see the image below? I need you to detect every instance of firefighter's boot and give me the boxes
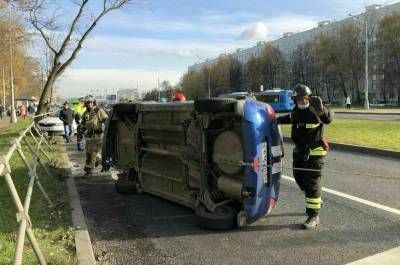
[302,215,320,230]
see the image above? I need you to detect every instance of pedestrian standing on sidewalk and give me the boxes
[19,104,27,119]
[59,101,74,143]
[27,104,34,116]
[277,84,334,230]
[346,96,351,109]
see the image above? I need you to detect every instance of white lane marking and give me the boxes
[271,146,282,157]
[282,175,400,216]
[346,246,400,265]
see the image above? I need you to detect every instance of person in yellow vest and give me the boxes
[81,95,108,176]
[277,84,334,229]
[73,98,86,151]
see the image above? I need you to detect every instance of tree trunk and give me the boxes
[37,76,55,115]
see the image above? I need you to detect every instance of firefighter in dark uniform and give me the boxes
[81,95,109,175]
[277,84,334,229]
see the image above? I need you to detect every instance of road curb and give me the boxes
[61,147,97,265]
[333,111,400,115]
[283,137,400,159]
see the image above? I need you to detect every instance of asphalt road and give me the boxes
[66,141,400,265]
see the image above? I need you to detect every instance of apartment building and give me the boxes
[188,2,400,102]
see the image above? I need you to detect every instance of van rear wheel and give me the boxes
[195,205,237,230]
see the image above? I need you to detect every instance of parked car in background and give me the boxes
[218,92,248,100]
[36,110,78,136]
[219,89,295,112]
[254,90,295,112]
[103,97,283,230]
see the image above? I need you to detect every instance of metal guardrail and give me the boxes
[0,114,57,265]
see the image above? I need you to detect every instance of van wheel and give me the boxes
[195,205,237,230]
[114,180,138,194]
[194,98,236,113]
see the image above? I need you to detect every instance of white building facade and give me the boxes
[188,2,400,103]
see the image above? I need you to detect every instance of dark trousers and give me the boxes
[293,152,325,217]
[77,125,85,150]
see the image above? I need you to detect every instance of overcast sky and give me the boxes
[52,0,398,98]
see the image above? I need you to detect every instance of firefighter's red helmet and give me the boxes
[174,92,186,101]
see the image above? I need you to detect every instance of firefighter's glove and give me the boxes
[309,96,325,117]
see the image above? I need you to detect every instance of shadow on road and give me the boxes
[76,176,309,242]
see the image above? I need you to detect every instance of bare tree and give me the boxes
[24,0,133,114]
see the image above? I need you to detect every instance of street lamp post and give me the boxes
[364,21,370,109]
[208,71,211,98]
[157,72,160,102]
[8,1,17,123]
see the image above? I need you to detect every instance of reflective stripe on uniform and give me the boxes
[306,123,320,129]
[306,197,321,210]
[306,197,322,204]
[310,146,327,156]
[306,203,321,209]
[296,123,320,129]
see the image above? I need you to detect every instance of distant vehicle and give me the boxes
[37,110,77,136]
[103,98,283,230]
[254,90,295,112]
[218,92,248,100]
[97,102,113,112]
[219,90,295,112]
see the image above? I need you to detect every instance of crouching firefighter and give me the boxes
[277,84,334,229]
[81,95,109,176]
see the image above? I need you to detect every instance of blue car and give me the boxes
[255,90,295,112]
[220,89,295,112]
[103,97,283,229]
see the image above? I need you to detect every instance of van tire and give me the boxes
[113,103,137,114]
[194,98,236,113]
[114,180,138,194]
[195,205,237,230]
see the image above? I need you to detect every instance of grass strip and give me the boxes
[0,119,77,265]
[280,118,400,151]
[329,107,400,113]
